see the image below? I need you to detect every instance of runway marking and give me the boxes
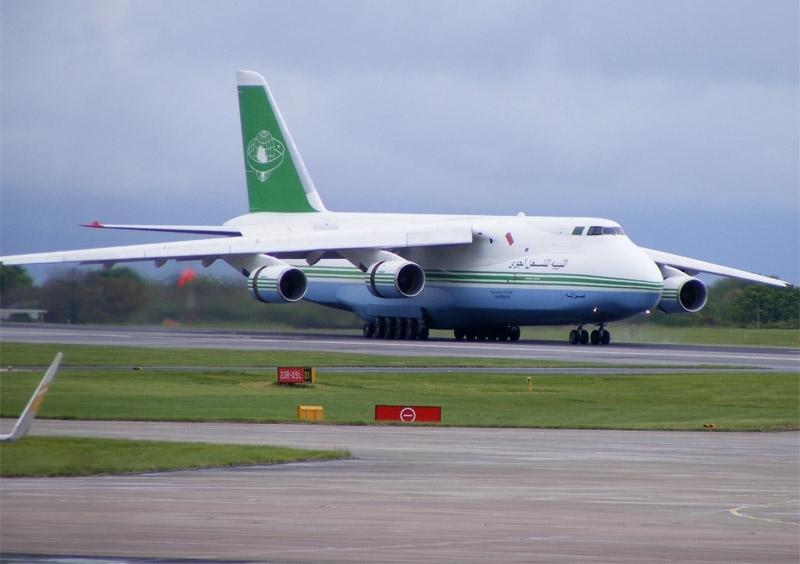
[729,499,799,526]
[1,330,133,340]
[268,337,793,364]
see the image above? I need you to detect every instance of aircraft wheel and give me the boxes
[497,327,509,342]
[375,317,386,339]
[601,330,611,345]
[454,328,465,340]
[569,329,579,344]
[363,322,375,339]
[509,325,521,342]
[384,317,397,339]
[407,319,419,340]
[580,330,589,345]
[417,323,429,340]
[465,329,476,340]
[396,318,408,340]
[590,330,600,345]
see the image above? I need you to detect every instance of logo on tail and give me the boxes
[247,130,285,182]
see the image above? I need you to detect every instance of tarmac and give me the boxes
[2,421,798,563]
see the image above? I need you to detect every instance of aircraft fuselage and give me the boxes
[225,211,663,330]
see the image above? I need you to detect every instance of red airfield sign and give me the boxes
[375,405,441,423]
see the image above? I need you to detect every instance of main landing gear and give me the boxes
[453,325,521,342]
[363,317,429,340]
[569,324,611,345]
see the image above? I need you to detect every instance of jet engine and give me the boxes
[657,275,708,314]
[248,264,307,303]
[366,260,425,299]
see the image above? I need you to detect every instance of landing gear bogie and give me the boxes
[363,316,428,340]
[570,325,610,345]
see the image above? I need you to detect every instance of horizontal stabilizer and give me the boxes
[81,221,243,236]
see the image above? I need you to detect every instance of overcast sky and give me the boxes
[1,0,798,285]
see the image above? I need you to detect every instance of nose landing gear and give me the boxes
[569,324,610,345]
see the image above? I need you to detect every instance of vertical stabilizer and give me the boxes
[236,70,326,213]
[0,352,62,442]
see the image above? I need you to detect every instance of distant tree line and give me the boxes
[638,277,799,329]
[1,265,797,329]
[0,265,358,328]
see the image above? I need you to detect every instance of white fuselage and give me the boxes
[225,211,664,329]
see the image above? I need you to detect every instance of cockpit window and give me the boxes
[587,225,625,236]
[572,226,585,235]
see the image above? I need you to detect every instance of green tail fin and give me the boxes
[236,71,325,213]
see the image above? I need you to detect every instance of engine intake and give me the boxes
[248,265,307,303]
[657,275,708,314]
[366,260,425,299]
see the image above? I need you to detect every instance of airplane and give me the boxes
[0,71,791,345]
[0,353,62,442]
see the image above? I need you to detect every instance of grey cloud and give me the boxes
[1,0,797,283]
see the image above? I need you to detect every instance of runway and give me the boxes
[1,324,798,563]
[2,323,798,370]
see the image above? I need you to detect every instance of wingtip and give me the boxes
[81,221,104,229]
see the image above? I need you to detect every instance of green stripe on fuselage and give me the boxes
[302,265,662,292]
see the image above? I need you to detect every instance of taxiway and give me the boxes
[1,324,798,563]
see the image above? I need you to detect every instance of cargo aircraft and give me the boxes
[0,71,791,345]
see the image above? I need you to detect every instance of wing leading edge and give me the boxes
[641,247,791,288]
[0,220,474,267]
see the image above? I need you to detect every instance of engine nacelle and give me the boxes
[248,265,307,303]
[657,275,708,314]
[366,260,425,299]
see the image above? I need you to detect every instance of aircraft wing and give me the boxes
[0,352,62,442]
[641,247,791,288]
[0,221,474,267]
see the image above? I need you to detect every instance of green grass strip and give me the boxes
[2,368,796,432]
[0,436,350,477]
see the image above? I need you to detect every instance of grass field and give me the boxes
[0,437,349,477]
[1,340,796,477]
[1,344,796,432]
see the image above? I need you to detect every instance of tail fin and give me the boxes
[236,71,326,213]
[0,352,62,442]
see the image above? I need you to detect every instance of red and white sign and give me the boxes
[277,367,305,384]
[375,405,441,423]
